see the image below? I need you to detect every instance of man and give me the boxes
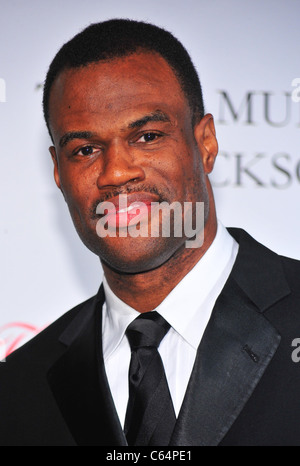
[1,19,300,447]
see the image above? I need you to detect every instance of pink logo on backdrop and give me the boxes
[0,322,46,360]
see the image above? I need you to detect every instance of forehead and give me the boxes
[48,52,190,134]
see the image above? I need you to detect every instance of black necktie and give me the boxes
[124,311,176,446]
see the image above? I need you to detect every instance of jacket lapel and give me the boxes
[170,228,290,446]
[47,286,127,446]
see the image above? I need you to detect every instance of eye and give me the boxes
[75,145,99,157]
[136,132,163,143]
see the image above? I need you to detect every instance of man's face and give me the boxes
[48,52,217,273]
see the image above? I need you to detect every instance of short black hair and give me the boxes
[43,18,205,137]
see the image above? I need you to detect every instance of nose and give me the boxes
[97,141,145,189]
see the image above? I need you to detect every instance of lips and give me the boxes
[96,193,160,228]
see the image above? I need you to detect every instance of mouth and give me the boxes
[96,192,160,228]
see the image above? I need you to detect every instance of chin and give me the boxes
[83,234,185,275]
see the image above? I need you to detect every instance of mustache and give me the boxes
[90,184,170,218]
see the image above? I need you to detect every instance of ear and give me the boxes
[194,113,218,174]
[49,146,62,191]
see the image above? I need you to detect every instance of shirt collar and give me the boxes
[102,276,139,361]
[102,221,239,359]
[156,221,238,348]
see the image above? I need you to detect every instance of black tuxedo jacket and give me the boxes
[1,228,300,446]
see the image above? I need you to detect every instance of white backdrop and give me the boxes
[1,0,299,355]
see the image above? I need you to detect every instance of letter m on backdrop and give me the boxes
[217,91,255,124]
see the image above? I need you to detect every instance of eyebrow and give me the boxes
[127,110,171,129]
[59,131,96,148]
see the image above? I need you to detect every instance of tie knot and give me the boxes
[126,311,171,350]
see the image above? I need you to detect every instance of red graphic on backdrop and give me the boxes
[0,322,46,359]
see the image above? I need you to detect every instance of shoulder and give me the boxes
[227,226,300,309]
[1,293,97,369]
[228,226,300,276]
[0,294,100,446]
[0,292,100,443]
[280,254,300,285]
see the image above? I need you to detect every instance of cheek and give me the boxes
[58,172,91,222]
[58,165,93,202]
[173,148,205,198]
[181,153,208,204]
[147,147,191,193]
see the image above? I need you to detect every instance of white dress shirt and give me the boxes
[102,221,239,428]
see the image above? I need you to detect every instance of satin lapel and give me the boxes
[170,277,281,446]
[47,288,127,446]
[170,229,291,447]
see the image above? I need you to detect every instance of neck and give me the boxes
[102,208,217,313]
